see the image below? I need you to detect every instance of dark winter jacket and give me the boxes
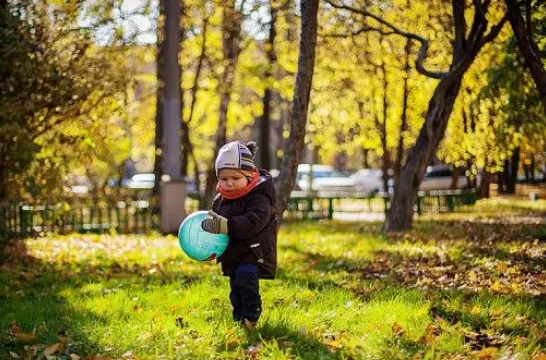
[212,170,278,279]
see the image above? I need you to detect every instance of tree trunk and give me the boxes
[202,0,242,209]
[378,60,391,192]
[477,170,491,199]
[394,39,411,183]
[152,0,166,198]
[259,89,273,170]
[384,79,463,231]
[274,0,319,222]
[162,0,182,180]
[184,17,209,197]
[506,147,520,193]
[383,0,507,231]
[258,0,278,170]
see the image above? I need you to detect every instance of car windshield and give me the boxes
[314,170,345,178]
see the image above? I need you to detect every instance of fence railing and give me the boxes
[285,189,478,220]
[0,199,164,238]
[0,189,477,239]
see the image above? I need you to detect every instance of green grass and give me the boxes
[1,198,546,359]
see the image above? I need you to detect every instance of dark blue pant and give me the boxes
[229,264,261,323]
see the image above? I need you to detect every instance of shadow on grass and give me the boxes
[0,239,203,359]
[2,213,546,358]
[279,218,546,350]
[1,238,100,358]
[217,321,348,360]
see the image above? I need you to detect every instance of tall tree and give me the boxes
[0,2,132,202]
[257,0,279,170]
[394,38,412,182]
[183,11,212,194]
[274,0,319,222]
[504,0,546,112]
[323,0,508,230]
[153,0,166,197]
[385,1,507,231]
[162,0,182,181]
[201,0,244,208]
[472,38,545,193]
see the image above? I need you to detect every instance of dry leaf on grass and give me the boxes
[391,322,405,336]
[8,321,35,344]
[246,343,261,358]
[43,342,61,357]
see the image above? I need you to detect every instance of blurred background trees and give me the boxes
[0,0,544,226]
[0,1,152,202]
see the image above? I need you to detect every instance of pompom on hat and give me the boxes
[215,141,258,177]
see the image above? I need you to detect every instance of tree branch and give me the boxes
[324,0,448,79]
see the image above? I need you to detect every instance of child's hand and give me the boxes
[201,211,228,234]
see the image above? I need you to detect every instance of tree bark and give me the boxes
[477,170,491,198]
[162,0,182,180]
[394,39,411,183]
[274,0,319,222]
[258,0,278,171]
[501,147,520,194]
[153,0,166,197]
[378,61,391,192]
[385,79,463,230]
[202,0,242,208]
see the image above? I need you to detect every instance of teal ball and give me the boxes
[178,211,229,261]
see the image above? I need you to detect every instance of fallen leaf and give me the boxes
[391,322,405,336]
[11,332,36,344]
[9,321,22,334]
[9,321,36,344]
[246,343,261,358]
[477,347,497,360]
[58,330,70,344]
[43,342,61,357]
[20,345,39,359]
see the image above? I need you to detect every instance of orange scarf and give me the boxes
[216,171,260,199]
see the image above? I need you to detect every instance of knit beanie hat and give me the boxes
[215,141,258,177]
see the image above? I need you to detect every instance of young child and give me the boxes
[201,141,278,329]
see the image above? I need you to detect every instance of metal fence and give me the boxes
[0,199,163,238]
[1,189,477,239]
[285,189,478,220]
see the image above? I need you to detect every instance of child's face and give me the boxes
[218,169,249,192]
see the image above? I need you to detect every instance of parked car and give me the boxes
[123,173,201,196]
[295,164,355,196]
[419,165,468,192]
[350,168,394,196]
[63,174,91,195]
[125,173,155,189]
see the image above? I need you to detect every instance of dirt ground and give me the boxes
[491,182,546,200]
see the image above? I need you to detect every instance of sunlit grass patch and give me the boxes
[2,201,546,359]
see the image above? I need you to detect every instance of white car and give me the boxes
[350,168,392,196]
[125,173,155,189]
[419,165,468,192]
[294,164,355,196]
